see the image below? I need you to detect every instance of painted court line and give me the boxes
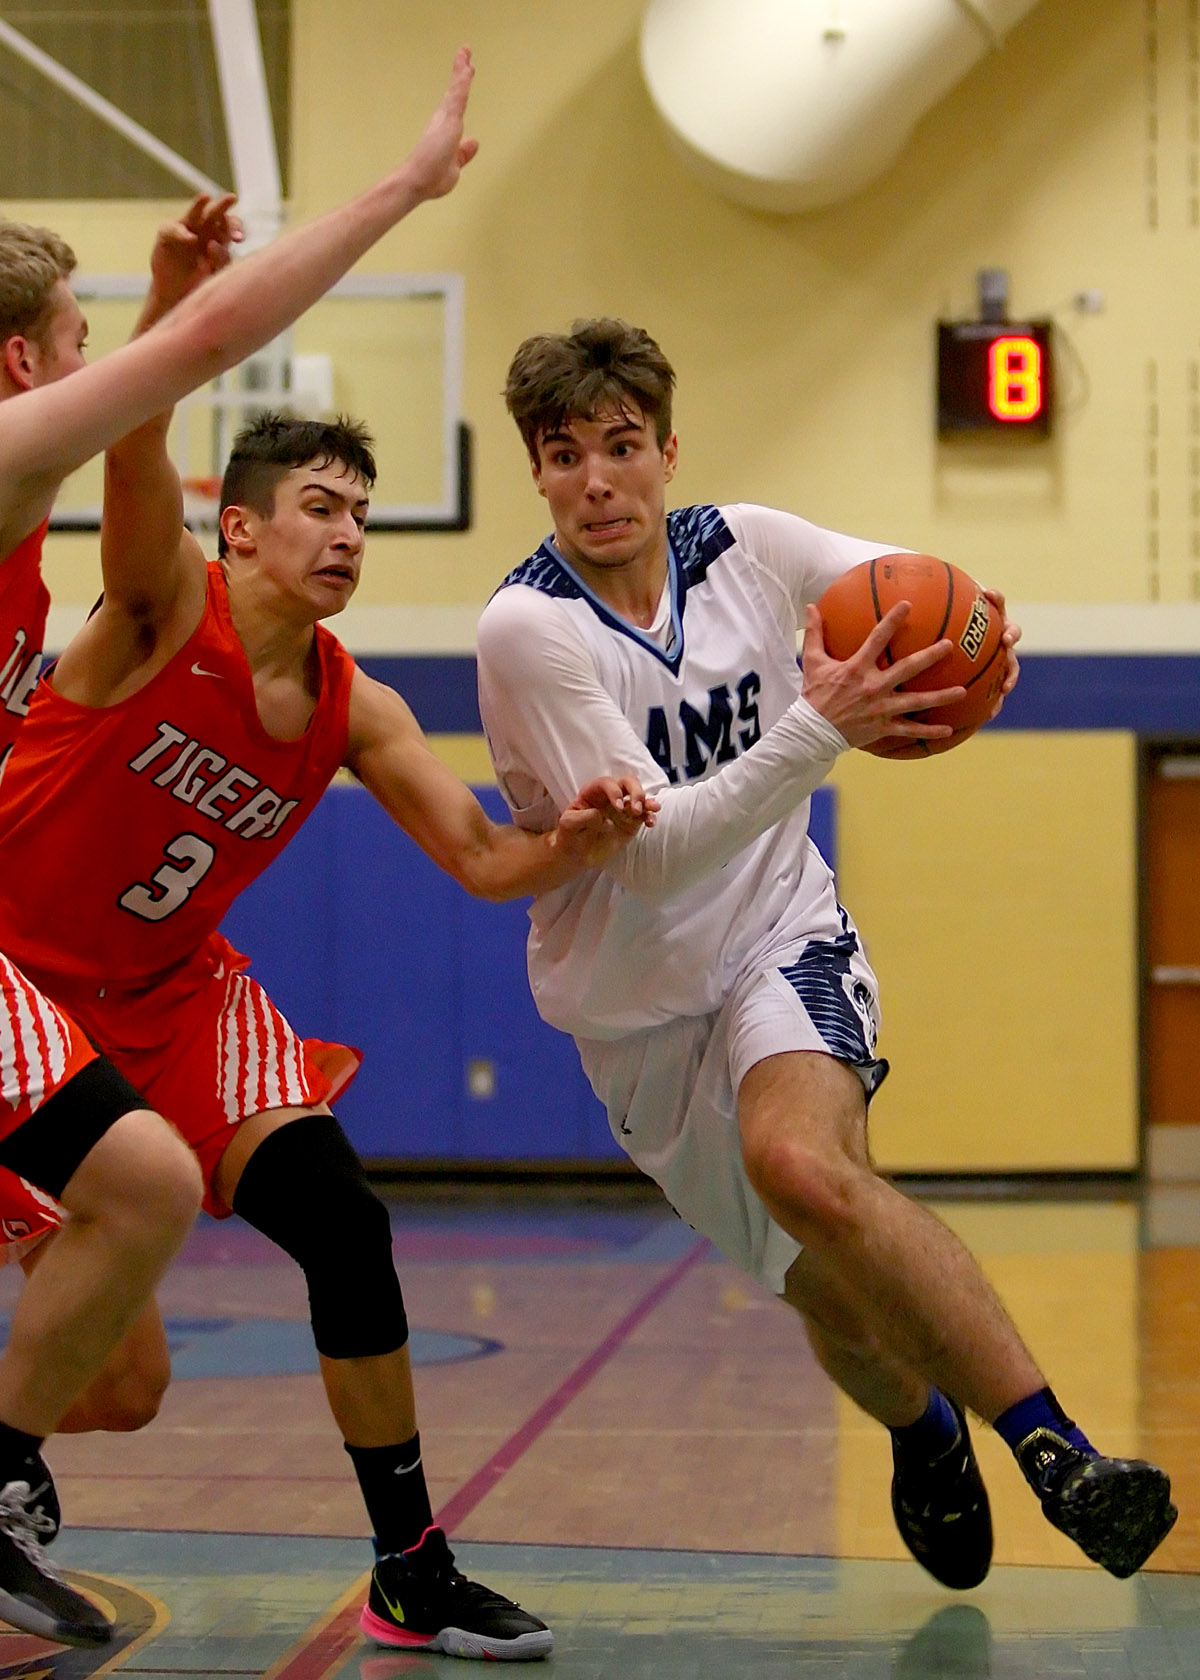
[257,1570,372,1680]
[262,1237,710,1680]
[436,1235,711,1533]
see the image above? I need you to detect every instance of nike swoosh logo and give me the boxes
[377,1586,405,1624]
[191,662,221,678]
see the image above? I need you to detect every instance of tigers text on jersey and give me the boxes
[0,520,49,780]
[476,502,897,1038]
[0,561,355,985]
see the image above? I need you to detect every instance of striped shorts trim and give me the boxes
[0,953,96,1136]
[216,969,311,1123]
[0,1169,63,1266]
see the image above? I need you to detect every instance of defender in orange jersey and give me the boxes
[0,47,522,1649]
[0,410,654,1663]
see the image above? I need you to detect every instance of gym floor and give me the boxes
[3,1179,1200,1679]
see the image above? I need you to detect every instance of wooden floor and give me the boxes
[2,1180,1200,1678]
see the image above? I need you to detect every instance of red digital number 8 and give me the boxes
[988,336,1042,421]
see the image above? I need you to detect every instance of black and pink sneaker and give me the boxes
[359,1526,553,1662]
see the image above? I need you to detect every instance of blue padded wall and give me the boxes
[221,782,836,1163]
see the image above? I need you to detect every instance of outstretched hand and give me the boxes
[553,775,660,871]
[146,194,244,323]
[800,601,967,750]
[403,46,480,203]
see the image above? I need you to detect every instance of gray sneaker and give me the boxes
[0,1480,111,1645]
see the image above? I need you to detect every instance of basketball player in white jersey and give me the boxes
[475,318,1176,1591]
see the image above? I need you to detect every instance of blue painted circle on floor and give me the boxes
[0,1315,501,1380]
[162,1317,502,1378]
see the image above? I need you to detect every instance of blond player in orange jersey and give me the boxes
[0,195,251,1465]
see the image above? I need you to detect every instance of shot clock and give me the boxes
[936,319,1054,438]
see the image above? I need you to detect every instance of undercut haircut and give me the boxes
[217,411,377,556]
[0,220,77,346]
[505,318,676,458]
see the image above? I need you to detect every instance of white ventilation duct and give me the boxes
[640,0,1043,213]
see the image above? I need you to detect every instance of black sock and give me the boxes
[345,1432,434,1557]
[0,1421,45,1492]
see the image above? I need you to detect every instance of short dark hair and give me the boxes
[504,318,676,458]
[0,219,77,347]
[217,411,377,556]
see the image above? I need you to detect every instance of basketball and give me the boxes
[817,554,1007,757]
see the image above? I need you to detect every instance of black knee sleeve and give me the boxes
[0,1056,147,1200]
[230,1113,407,1360]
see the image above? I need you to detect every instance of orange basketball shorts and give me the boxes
[0,951,102,1262]
[18,934,361,1218]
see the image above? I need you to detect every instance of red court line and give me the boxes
[436,1234,710,1534]
[263,1235,710,1680]
[256,1571,369,1680]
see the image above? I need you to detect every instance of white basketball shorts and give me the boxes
[576,909,887,1295]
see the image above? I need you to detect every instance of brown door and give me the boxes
[1145,754,1200,1127]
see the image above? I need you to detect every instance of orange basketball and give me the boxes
[817,554,1006,758]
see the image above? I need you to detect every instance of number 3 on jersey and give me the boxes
[120,833,216,921]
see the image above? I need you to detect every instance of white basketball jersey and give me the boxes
[476,502,897,1037]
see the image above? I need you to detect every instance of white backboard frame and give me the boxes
[52,270,469,533]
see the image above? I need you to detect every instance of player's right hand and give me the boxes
[403,47,480,203]
[554,775,660,869]
[572,774,660,832]
[799,601,966,750]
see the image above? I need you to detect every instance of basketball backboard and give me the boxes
[52,270,469,535]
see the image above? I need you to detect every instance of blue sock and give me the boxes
[993,1388,1094,1456]
[890,1387,960,1457]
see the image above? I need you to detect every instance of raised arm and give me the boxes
[345,670,654,901]
[0,47,477,556]
[53,199,248,701]
[101,198,245,624]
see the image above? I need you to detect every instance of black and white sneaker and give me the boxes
[359,1525,553,1661]
[891,1398,993,1590]
[1016,1428,1177,1578]
[0,1480,111,1645]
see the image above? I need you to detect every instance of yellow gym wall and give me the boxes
[833,734,1138,1173]
[5,0,1178,1169]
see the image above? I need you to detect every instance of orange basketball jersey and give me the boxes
[0,562,355,985]
[0,520,49,779]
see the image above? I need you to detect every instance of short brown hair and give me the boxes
[0,220,77,346]
[505,318,676,458]
[217,411,377,557]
